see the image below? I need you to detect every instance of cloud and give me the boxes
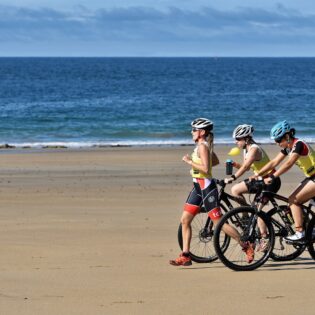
[1,4,315,55]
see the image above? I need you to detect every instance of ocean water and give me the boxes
[0,57,314,148]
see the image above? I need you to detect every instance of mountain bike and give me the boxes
[213,180,275,271]
[266,194,315,261]
[177,180,248,263]
[214,180,315,271]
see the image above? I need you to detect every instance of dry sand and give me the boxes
[0,145,314,315]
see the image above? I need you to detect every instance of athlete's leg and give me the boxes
[181,183,202,253]
[289,179,315,233]
[180,210,195,252]
[170,184,202,265]
[231,181,249,204]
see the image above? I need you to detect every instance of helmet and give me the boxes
[270,120,292,140]
[191,118,213,131]
[232,124,254,139]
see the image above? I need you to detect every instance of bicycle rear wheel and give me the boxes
[268,206,306,261]
[178,210,230,263]
[306,216,315,260]
[213,206,274,271]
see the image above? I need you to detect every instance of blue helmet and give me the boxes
[270,120,292,141]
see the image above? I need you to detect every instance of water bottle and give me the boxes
[226,159,233,175]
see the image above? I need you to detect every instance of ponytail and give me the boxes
[207,132,214,164]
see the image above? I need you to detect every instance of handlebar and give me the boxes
[216,178,266,192]
[215,179,226,188]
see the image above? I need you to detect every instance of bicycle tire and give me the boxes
[177,210,230,263]
[268,206,306,261]
[306,216,315,260]
[213,206,274,271]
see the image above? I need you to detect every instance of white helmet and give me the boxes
[232,124,254,139]
[191,118,213,131]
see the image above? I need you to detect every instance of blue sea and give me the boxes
[0,57,314,148]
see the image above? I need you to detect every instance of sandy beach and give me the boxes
[0,145,314,315]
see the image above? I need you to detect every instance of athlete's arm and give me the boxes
[273,152,299,177]
[256,152,286,176]
[182,143,210,173]
[233,146,259,179]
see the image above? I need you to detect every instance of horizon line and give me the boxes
[1,56,315,58]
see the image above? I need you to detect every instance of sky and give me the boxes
[1,1,315,56]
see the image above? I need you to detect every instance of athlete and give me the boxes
[224,124,281,252]
[169,118,221,266]
[225,124,281,201]
[255,120,315,242]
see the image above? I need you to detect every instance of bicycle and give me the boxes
[266,193,315,261]
[214,180,315,271]
[213,180,275,271]
[177,180,248,263]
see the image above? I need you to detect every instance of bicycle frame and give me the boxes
[218,181,249,212]
[253,190,315,245]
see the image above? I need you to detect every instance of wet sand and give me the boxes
[0,145,314,315]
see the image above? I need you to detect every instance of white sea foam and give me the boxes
[4,136,315,148]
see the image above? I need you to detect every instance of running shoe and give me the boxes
[242,242,255,263]
[285,231,305,242]
[169,253,192,266]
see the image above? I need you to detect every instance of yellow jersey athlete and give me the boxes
[257,121,315,242]
[224,124,281,253]
[170,118,221,266]
[225,124,281,202]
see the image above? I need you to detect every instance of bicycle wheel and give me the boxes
[213,206,274,271]
[268,206,306,261]
[178,209,230,263]
[306,216,315,260]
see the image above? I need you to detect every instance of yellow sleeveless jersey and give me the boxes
[190,142,212,179]
[244,144,273,176]
[294,140,315,177]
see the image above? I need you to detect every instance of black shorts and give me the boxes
[184,178,222,219]
[244,176,281,194]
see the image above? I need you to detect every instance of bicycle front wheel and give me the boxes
[213,206,274,271]
[178,210,230,263]
[268,206,306,261]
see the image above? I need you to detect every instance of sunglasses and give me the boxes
[192,128,200,132]
[235,137,244,141]
[275,137,283,144]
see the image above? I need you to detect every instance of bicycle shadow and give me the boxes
[180,257,315,271]
[260,256,315,271]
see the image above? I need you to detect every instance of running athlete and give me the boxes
[255,121,315,242]
[169,118,221,266]
[224,124,281,252]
